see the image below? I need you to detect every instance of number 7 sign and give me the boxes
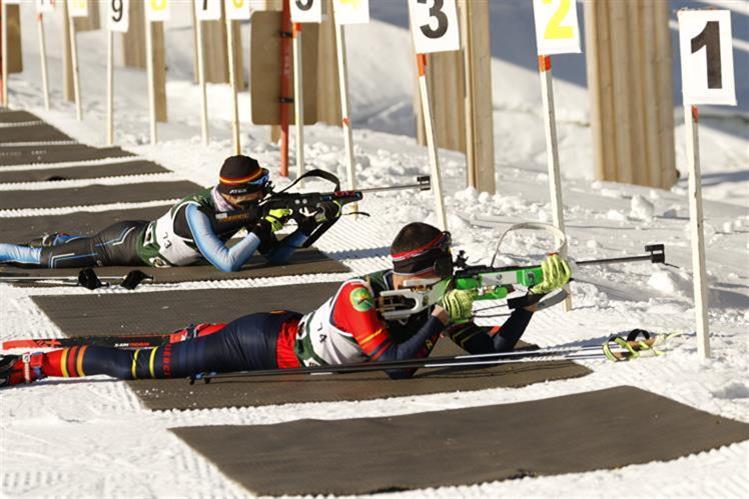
[678,10,736,106]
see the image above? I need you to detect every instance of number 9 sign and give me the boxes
[532,0,581,55]
[678,10,736,106]
[408,0,460,54]
[145,0,170,22]
[108,0,130,33]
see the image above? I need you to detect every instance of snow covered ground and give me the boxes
[1,2,748,498]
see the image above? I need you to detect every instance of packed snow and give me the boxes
[1,1,747,498]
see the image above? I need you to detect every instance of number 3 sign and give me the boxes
[408,0,460,54]
[678,10,736,106]
[532,0,581,55]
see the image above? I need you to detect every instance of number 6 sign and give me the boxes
[532,0,581,55]
[408,0,460,54]
[678,10,736,106]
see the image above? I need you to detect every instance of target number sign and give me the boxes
[36,0,56,14]
[146,0,170,22]
[68,0,89,18]
[333,0,369,25]
[225,0,251,21]
[678,10,736,106]
[408,0,460,54]
[196,0,222,21]
[291,0,323,23]
[532,0,581,55]
[108,0,130,32]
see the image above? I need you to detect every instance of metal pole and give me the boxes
[106,29,114,145]
[38,13,50,111]
[145,17,157,145]
[684,104,710,359]
[334,22,356,191]
[292,22,304,178]
[416,54,448,231]
[68,9,82,120]
[195,4,208,145]
[225,15,240,154]
[538,55,572,311]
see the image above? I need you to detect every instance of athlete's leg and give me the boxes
[37,221,147,268]
[0,243,42,266]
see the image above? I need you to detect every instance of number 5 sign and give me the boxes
[408,0,460,54]
[532,0,581,55]
[678,10,736,106]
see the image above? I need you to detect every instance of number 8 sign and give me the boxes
[408,0,460,54]
[678,10,736,106]
[532,0,581,55]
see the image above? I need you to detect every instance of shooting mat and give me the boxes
[0,145,134,167]
[0,123,72,143]
[0,181,201,210]
[171,386,749,496]
[0,160,169,183]
[0,110,42,124]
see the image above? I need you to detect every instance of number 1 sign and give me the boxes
[678,10,736,106]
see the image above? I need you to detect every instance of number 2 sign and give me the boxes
[532,0,581,55]
[108,0,129,33]
[408,0,460,54]
[678,10,736,106]
[291,0,323,24]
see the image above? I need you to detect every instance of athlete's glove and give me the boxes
[316,201,343,222]
[440,289,477,323]
[264,208,292,233]
[530,254,571,295]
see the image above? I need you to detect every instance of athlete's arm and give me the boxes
[332,282,446,379]
[262,228,308,265]
[444,307,534,354]
[185,204,262,272]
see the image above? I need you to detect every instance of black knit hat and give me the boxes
[218,155,269,196]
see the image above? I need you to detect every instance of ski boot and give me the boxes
[27,232,79,248]
[0,353,46,387]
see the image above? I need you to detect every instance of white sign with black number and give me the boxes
[145,0,170,22]
[532,0,581,55]
[678,10,736,106]
[68,0,89,18]
[333,0,369,25]
[291,0,323,24]
[225,0,251,21]
[36,0,56,14]
[108,0,130,33]
[196,0,222,21]
[408,0,460,54]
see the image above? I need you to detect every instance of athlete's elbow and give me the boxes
[211,260,235,273]
[385,368,416,380]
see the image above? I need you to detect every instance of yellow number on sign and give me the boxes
[232,0,244,7]
[72,0,88,9]
[150,0,167,10]
[543,0,573,40]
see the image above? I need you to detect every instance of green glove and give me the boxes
[264,208,292,232]
[440,289,477,323]
[530,254,572,295]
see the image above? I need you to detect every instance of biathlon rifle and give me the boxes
[213,169,431,247]
[378,243,667,320]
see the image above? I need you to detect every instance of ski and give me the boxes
[2,334,170,350]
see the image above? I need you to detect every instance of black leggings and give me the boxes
[40,221,147,268]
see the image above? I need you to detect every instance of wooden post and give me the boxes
[145,15,157,144]
[225,14,240,154]
[1,2,7,107]
[416,54,448,231]
[68,9,82,120]
[293,22,304,178]
[654,0,677,189]
[195,5,208,145]
[152,22,167,123]
[38,12,50,111]
[334,21,356,193]
[316,0,341,126]
[279,0,291,176]
[106,28,114,145]
[61,0,75,101]
[684,105,711,358]
[123,0,145,69]
[538,55,572,311]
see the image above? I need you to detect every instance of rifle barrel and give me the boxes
[575,254,655,266]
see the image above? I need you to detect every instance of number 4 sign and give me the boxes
[678,10,736,106]
[532,0,581,55]
[408,0,460,54]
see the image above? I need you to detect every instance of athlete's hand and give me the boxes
[264,208,292,232]
[316,201,342,222]
[440,289,477,324]
[530,254,571,295]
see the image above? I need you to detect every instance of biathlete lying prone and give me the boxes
[1,222,571,386]
[0,155,340,271]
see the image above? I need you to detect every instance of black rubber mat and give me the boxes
[0,144,134,167]
[0,160,169,183]
[0,180,201,210]
[130,339,589,411]
[0,123,72,143]
[0,206,167,243]
[32,283,342,336]
[11,247,349,286]
[171,386,749,496]
[0,110,41,123]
